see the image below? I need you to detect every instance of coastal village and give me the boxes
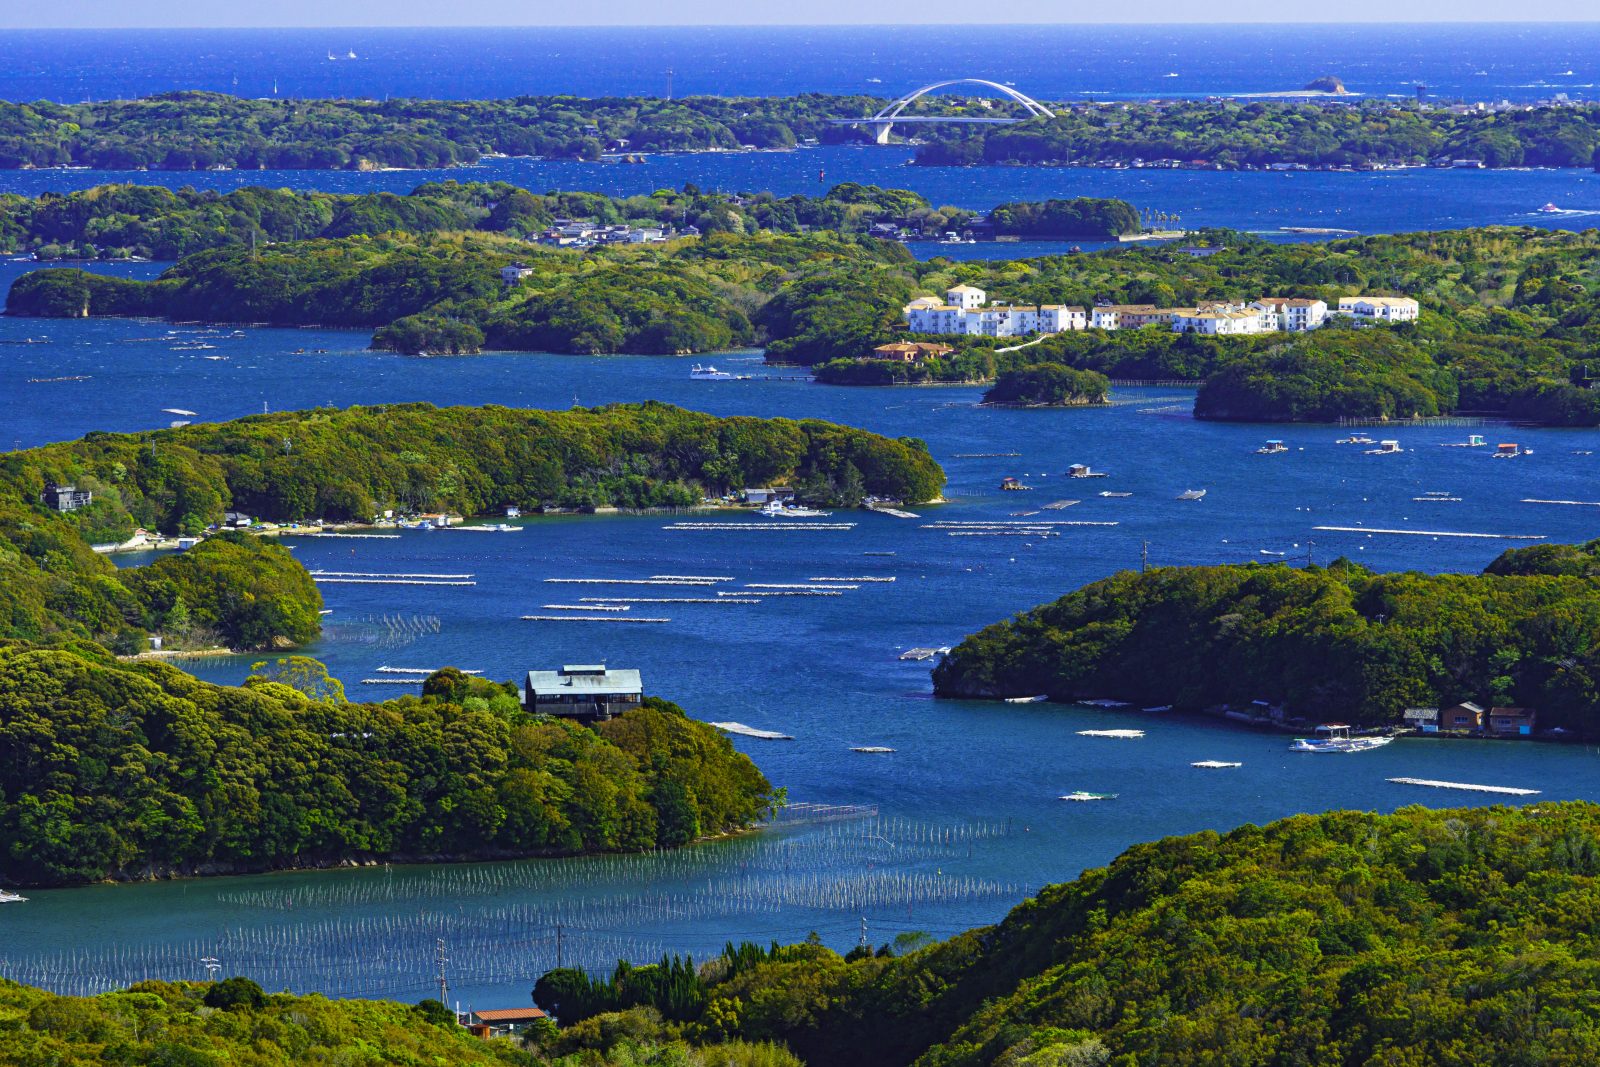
[897,283,1420,342]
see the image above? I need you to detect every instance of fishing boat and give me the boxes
[1004,694,1049,703]
[1177,489,1207,501]
[1538,202,1562,214]
[1337,434,1375,445]
[1256,439,1289,455]
[1099,491,1133,498]
[690,364,736,381]
[0,890,26,903]
[760,500,831,518]
[1364,440,1403,455]
[1059,791,1118,801]
[1289,723,1395,753]
[1192,760,1241,769]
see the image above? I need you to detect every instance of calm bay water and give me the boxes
[2,266,1599,1007]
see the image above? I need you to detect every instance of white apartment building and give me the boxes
[1254,297,1328,331]
[1337,296,1420,323]
[946,284,987,310]
[1171,307,1273,335]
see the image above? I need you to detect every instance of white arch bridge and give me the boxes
[831,78,1055,144]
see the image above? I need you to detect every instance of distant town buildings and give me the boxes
[536,218,680,248]
[903,285,1416,339]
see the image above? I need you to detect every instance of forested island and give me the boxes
[10,185,1600,422]
[980,363,1110,406]
[3,91,1600,170]
[2,402,942,651]
[931,542,1600,738]
[0,401,946,885]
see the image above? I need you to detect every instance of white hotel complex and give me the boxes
[902,286,1419,339]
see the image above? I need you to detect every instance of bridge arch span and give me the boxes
[872,79,1056,123]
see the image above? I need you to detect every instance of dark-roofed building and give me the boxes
[525,664,642,722]
[1487,706,1536,737]
[41,483,93,512]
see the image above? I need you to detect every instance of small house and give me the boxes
[870,342,953,363]
[41,483,93,512]
[500,262,535,287]
[999,476,1030,491]
[742,487,795,505]
[1440,701,1484,732]
[1402,707,1439,734]
[525,664,643,723]
[223,511,251,528]
[1487,706,1536,737]
[465,1007,548,1039]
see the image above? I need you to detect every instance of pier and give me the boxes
[1387,777,1539,796]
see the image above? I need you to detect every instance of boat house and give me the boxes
[524,664,643,722]
[1402,707,1439,734]
[41,483,93,512]
[1487,706,1536,737]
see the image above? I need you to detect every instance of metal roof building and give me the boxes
[524,664,643,722]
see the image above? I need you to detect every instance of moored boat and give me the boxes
[1059,790,1118,801]
[1290,723,1395,753]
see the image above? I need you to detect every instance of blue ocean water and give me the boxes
[4,25,1600,105]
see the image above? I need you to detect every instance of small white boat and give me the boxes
[0,890,26,903]
[1177,489,1207,501]
[1141,704,1173,712]
[691,364,735,381]
[1059,790,1119,801]
[1192,760,1241,769]
[1099,491,1132,498]
[347,49,358,59]
[1077,728,1145,739]
[1290,723,1395,753]
[851,746,895,753]
[1080,698,1131,708]
[1364,440,1402,455]
[1004,694,1049,703]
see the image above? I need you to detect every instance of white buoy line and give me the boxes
[1312,526,1545,540]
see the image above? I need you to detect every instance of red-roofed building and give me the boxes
[466,1007,549,1039]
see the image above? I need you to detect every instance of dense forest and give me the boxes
[3,91,1599,171]
[0,180,997,261]
[914,98,1600,169]
[0,403,942,653]
[529,802,1600,1065]
[980,363,1110,406]
[930,542,1600,737]
[0,646,774,886]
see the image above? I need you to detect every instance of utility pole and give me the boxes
[859,916,868,950]
[664,68,675,101]
[435,938,449,1005]
[1141,540,1149,573]
[200,956,221,981]
[556,923,564,969]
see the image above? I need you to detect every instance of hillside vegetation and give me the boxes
[931,544,1600,736]
[532,802,1600,1065]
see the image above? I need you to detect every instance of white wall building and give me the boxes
[946,284,987,309]
[1337,296,1420,323]
[1255,297,1328,332]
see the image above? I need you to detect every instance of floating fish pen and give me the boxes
[581,596,760,604]
[664,523,858,531]
[1521,498,1600,507]
[650,574,734,581]
[313,577,477,586]
[1312,526,1545,541]
[544,577,721,586]
[809,576,895,583]
[1387,777,1540,796]
[375,666,481,675]
[311,571,474,580]
[707,721,794,740]
[1192,760,1242,769]
[520,615,670,623]
[722,589,842,597]
[309,532,401,539]
[746,583,858,590]
[851,746,895,754]
[360,678,425,685]
[542,603,630,611]
[1043,500,1079,510]
[1076,729,1146,739]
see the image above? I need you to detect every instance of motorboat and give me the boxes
[1256,440,1289,455]
[1290,723,1395,753]
[1364,440,1403,455]
[0,890,26,903]
[1177,489,1207,500]
[691,364,735,381]
[1538,202,1562,214]
[759,500,830,518]
[1059,791,1118,801]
